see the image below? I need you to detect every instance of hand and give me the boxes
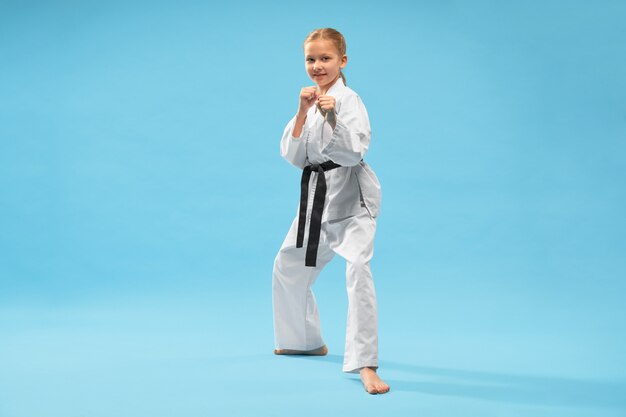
[298,86,319,116]
[316,95,337,128]
[316,95,336,116]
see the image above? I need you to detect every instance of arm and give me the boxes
[279,112,309,169]
[292,110,308,138]
[280,86,319,169]
[320,93,371,166]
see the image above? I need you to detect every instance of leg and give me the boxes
[326,208,390,394]
[345,258,389,393]
[272,217,334,352]
[343,258,378,373]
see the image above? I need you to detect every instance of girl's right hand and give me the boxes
[297,86,319,116]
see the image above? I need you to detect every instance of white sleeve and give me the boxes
[320,93,371,166]
[279,115,309,169]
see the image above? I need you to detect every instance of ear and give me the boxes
[340,55,348,69]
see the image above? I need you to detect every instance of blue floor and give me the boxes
[2,263,625,416]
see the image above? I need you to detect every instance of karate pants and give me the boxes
[272,205,378,373]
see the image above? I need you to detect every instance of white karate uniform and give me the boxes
[272,77,382,373]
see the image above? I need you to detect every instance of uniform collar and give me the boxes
[323,75,345,96]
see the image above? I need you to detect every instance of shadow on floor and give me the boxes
[387,360,625,410]
[295,354,626,410]
[270,354,626,411]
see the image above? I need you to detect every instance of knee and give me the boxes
[273,248,288,273]
[273,251,283,280]
[348,257,371,273]
[273,248,294,285]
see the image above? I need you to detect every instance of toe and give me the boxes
[374,382,388,393]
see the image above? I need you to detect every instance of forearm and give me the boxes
[292,111,308,138]
[321,111,371,166]
[280,116,307,168]
[325,110,337,130]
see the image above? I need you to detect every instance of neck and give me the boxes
[318,74,341,95]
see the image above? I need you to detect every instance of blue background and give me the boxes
[1,1,625,415]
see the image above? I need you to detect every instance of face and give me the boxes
[304,40,347,91]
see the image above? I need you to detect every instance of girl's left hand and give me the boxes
[317,95,337,128]
[316,95,336,114]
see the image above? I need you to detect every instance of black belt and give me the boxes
[296,160,342,267]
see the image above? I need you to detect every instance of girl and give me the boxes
[272,28,389,395]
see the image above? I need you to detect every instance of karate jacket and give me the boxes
[280,77,382,222]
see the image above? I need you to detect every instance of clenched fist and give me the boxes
[298,86,319,116]
[296,87,337,129]
[316,95,337,128]
[316,95,336,115]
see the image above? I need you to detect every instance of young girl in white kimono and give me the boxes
[272,28,389,395]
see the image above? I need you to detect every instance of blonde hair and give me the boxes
[303,28,347,85]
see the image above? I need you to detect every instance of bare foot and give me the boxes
[273,345,328,356]
[360,367,390,394]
